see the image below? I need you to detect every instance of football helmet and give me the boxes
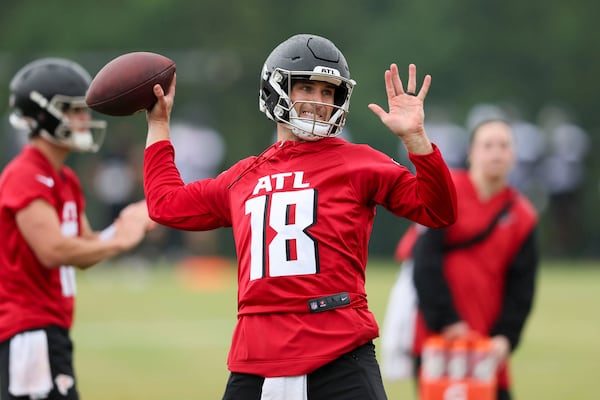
[8,57,106,152]
[259,34,356,141]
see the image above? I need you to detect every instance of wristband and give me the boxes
[99,224,116,241]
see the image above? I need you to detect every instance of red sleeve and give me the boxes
[144,140,233,230]
[398,145,457,226]
[352,144,457,228]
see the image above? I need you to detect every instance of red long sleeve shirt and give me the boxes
[144,137,456,376]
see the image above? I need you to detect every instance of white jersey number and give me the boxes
[59,201,78,297]
[245,189,318,280]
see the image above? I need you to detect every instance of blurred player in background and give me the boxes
[385,119,539,400]
[143,34,457,399]
[0,58,154,400]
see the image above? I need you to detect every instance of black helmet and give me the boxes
[259,34,356,141]
[9,57,106,152]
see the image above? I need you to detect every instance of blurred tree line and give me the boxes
[1,0,598,259]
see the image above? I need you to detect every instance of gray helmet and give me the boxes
[259,34,356,141]
[9,57,106,152]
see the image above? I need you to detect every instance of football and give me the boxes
[85,52,176,116]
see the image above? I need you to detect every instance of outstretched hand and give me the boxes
[368,64,433,154]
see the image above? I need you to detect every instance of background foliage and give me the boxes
[1,0,599,257]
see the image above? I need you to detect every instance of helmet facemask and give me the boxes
[264,68,355,141]
[8,57,108,153]
[10,91,106,153]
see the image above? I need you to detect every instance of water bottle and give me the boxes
[446,339,469,380]
[470,337,497,382]
[421,335,446,380]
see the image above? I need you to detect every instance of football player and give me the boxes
[0,58,153,400]
[144,34,458,399]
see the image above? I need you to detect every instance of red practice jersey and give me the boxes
[145,137,457,377]
[0,146,84,342]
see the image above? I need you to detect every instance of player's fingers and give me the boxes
[153,84,164,98]
[383,69,397,99]
[368,103,386,119]
[406,64,417,94]
[389,63,405,96]
[417,74,432,100]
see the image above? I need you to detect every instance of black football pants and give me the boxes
[222,341,388,400]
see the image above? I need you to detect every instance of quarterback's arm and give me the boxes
[377,145,457,227]
[367,63,456,226]
[79,200,153,241]
[79,213,97,239]
[80,213,112,240]
[406,146,457,226]
[144,141,231,230]
[16,199,150,269]
[490,229,539,351]
[142,74,230,229]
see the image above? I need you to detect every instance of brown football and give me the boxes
[85,52,176,116]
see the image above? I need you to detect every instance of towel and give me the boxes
[9,330,53,398]
[380,259,417,381]
[261,375,308,400]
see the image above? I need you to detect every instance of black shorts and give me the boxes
[222,341,388,400]
[0,326,79,400]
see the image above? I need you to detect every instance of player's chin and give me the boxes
[483,163,511,178]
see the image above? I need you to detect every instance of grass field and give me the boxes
[73,258,600,399]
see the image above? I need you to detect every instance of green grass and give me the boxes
[73,259,600,399]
